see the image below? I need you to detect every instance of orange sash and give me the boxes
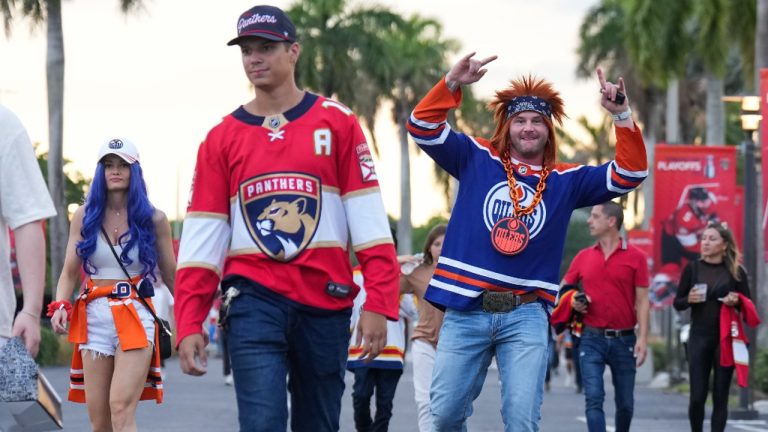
[67,277,163,404]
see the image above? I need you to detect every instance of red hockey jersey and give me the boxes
[174,93,400,343]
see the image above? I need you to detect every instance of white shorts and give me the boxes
[78,297,155,357]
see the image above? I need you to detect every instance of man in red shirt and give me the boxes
[562,201,649,432]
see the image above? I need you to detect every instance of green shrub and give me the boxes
[35,325,60,366]
[753,348,768,394]
[649,340,667,373]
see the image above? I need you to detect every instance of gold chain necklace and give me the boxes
[490,152,550,255]
[501,152,550,216]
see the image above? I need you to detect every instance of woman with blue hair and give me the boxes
[49,138,176,431]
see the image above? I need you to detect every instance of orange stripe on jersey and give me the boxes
[410,78,463,125]
[434,268,554,304]
[611,170,642,188]
[434,268,508,291]
[614,124,647,172]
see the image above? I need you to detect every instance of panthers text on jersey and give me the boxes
[174,92,400,343]
[406,78,648,311]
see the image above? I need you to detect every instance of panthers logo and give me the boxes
[240,173,321,262]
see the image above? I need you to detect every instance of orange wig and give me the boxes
[488,76,566,168]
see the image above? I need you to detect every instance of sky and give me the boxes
[0,0,604,225]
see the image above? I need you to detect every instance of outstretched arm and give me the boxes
[445,52,498,92]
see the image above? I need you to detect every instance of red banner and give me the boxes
[761,69,768,261]
[628,229,653,268]
[653,145,740,282]
[628,229,671,307]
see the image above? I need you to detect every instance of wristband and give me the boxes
[46,300,73,318]
[612,107,632,122]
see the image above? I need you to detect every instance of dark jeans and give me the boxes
[687,334,734,432]
[579,331,637,432]
[225,282,351,432]
[573,335,583,391]
[352,367,403,432]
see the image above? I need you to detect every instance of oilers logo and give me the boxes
[239,173,321,262]
[483,181,546,238]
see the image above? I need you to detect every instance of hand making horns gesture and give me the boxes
[596,67,630,114]
[445,52,498,91]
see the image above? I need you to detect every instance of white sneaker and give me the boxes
[224,374,233,386]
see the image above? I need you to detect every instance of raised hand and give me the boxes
[596,67,629,114]
[445,52,498,91]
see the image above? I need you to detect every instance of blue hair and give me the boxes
[77,162,158,281]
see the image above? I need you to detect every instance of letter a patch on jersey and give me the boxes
[239,172,321,262]
[355,143,377,182]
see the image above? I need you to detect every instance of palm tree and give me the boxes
[1,0,143,290]
[288,0,403,152]
[577,0,666,142]
[382,15,457,254]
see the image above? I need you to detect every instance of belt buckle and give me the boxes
[482,291,517,313]
[604,329,620,338]
[110,281,132,299]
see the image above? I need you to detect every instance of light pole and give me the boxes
[732,96,762,420]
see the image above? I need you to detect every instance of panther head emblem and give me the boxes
[254,197,317,260]
[239,173,322,262]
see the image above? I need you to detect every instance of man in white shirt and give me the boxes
[0,104,56,356]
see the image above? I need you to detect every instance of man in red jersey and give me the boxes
[563,201,649,432]
[173,5,399,431]
[661,186,718,269]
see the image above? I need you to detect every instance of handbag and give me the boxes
[100,227,173,360]
[0,337,64,430]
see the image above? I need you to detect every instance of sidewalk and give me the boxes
[38,356,768,431]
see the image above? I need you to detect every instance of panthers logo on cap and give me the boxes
[239,173,321,262]
[108,139,124,149]
[483,180,546,238]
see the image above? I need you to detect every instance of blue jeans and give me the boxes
[352,367,403,431]
[430,302,549,432]
[578,331,637,432]
[225,282,351,432]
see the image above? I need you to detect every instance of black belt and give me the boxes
[481,291,538,313]
[583,325,635,338]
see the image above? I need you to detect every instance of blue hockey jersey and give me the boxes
[407,78,648,310]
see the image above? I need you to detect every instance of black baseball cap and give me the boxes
[227,5,297,46]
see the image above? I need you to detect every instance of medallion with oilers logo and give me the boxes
[482,180,547,241]
[491,217,529,255]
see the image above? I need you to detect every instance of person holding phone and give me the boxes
[562,202,650,432]
[673,221,753,432]
[406,48,647,429]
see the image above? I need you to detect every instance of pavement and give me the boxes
[34,355,768,431]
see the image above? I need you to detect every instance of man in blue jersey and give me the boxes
[406,52,648,430]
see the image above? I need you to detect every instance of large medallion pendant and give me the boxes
[490,217,530,255]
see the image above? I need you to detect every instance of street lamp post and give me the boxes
[732,96,762,420]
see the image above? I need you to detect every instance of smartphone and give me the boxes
[574,292,589,305]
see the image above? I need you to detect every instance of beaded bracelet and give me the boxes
[46,300,73,318]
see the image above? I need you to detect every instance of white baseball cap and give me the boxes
[97,138,140,164]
